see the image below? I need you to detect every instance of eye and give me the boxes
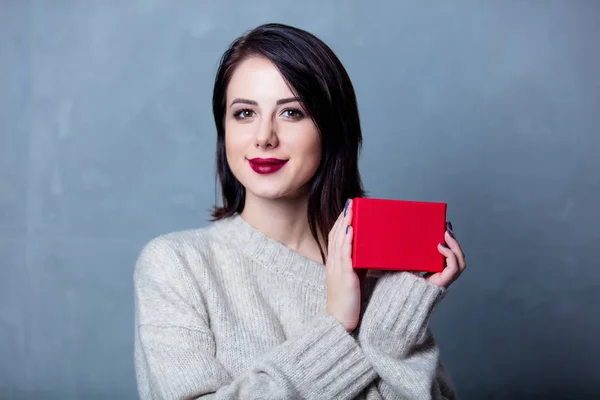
[233,109,255,119]
[282,108,304,119]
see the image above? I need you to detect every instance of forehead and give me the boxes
[226,56,295,102]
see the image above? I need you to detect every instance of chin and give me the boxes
[243,177,311,201]
[246,184,293,200]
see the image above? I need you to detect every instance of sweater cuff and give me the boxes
[270,312,376,398]
[359,272,445,354]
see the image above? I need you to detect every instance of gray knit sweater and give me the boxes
[134,214,456,399]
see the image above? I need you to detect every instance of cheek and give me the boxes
[224,136,245,179]
[224,124,247,159]
[224,134,235,155]
[298,130,322,172]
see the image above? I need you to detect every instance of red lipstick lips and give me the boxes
[248,158,288,174]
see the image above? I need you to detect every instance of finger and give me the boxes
[336,200,353,268]
[326,226,341,271]
[342,225,353,264]
[332,199,352,261]
[328,204,346,258]
[327,199,350,270]
[436,243,460,286]
[446,221,455,235]
[336,199,352,252]
[441,243,460,271]
[445,230,466,270]
[446,222,463,249]
[335,199,351,232]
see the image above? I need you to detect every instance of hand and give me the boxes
[325,199,363,332]
[426,222,466,289]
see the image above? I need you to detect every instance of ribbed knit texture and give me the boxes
[134,214,456,399]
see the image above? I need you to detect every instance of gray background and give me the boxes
[1,0,599,399]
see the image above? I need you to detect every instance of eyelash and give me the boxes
[233,109,255,119]
[232,108,305,120]
[282,108,304,119]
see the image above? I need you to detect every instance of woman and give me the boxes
[134,23,466,399]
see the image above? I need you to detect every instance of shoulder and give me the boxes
[133,225,227,328]
[134,222,225,283]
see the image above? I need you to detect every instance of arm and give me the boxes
[133,238,377,400]
[357,272,457,399]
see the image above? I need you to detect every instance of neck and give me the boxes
[240,193,323,263]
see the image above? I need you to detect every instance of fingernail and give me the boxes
[343,199,350,216]
[441,242,449,248]
[346,225,350,234]
[447,221,454,232]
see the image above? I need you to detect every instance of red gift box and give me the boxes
[351,197,447,272]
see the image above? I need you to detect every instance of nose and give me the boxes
[255,117,279,149]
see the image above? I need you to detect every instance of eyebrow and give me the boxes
[276,97,301,105]
[229,97,301,108]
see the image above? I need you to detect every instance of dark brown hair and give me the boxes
[211,23,365,262]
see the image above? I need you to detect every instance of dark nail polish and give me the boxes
[346,225,350,234]
[441,242,449,248]
[447,221,454,232]
[343,199,350,216]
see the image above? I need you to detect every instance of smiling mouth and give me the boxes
[247,158,288,174]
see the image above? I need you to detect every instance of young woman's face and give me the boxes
[224,56,321,201]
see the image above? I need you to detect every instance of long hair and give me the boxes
[211,23,365,263]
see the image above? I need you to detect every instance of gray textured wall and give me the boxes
[1,1,599,399]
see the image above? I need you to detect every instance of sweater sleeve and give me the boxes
[357,272,457,400]
[133,237,377,400]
